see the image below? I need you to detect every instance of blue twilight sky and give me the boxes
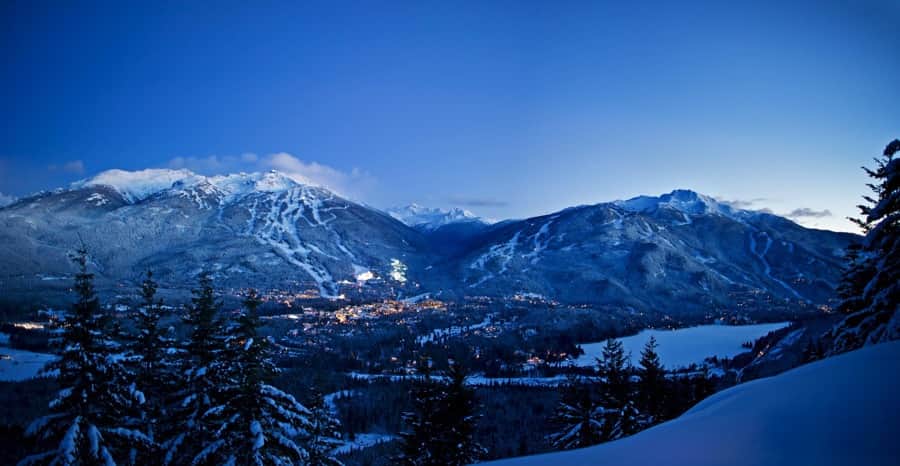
[2,0,898,232]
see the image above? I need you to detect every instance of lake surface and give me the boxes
[0,333,56,381]
[573,322,790,369]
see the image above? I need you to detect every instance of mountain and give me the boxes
[0,169,428,302]
[424,189,856,314]
[386,204,486,231]
[0,173,856,315]
[486,340,900,466]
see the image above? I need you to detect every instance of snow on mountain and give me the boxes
[3,168,427,302]
[486,341,900,466]
[616,189,754,221]
[71,168,202,203]
[207,171,301,197]
[387,203,484,230]
[71,168,303,204]
[440,188,855,309]
[0,178,855,313]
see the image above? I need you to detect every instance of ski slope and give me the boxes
[486,341,900,466]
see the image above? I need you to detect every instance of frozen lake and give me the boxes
[0,334,56,381]
[573,322,790,369]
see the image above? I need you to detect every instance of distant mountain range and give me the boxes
[386,204,486,231]
[0,169,857,314]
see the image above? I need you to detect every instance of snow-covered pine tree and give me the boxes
[596,338,639,441]
[127,271,179,464]
[432,363,484,465]
[547,375,603,450]
[306,390,344,466]
[161,272,228,465]
[636,336,667,425]
[199,289,322,465]
[20,245,149,466]
[397,359,443,466]
[829,139,900,354]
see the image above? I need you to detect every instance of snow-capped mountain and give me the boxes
[0,174,856,315]
[70,168,307,204]
[486,341,900,466]
[0,169,428,300]
[386,204,485,231]
[615,189,753,220]
[424,189,856,313]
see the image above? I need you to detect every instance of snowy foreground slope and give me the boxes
[485,341,900,466]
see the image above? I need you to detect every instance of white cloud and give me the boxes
[168,154,245,173]
[166,152,375,199]
[48,160,85,174]
[784,207,832,219]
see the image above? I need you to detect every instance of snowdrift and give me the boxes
[485,341,900,466]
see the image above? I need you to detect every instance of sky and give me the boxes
[2,0,898,232]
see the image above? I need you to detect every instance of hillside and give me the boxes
[0,171,856,315]
[486,341,900,466]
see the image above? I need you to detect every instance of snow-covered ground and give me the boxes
[486,341,900,466]
[416,316,493,345]
[573,322,789,369]
[0,347,56,381]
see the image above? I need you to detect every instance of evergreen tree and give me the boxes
[397,359,442,466]
[433,363,484,465]
[20,245,148,465]
[398,361,484,465]
[830,139,900,353]
[127,271,178,464]
[690,367,716,403]
[802,338,823,363]
[596,339,638,441]
[307,390,344,466]
[636,336,667,425]
[547,376,603,450]
[162,272,228,465]
[198,289,325,465]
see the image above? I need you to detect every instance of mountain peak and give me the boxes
[70,168,307,204]
[616,189,746,219]
[387,204,482,230]
[72,168,202,202]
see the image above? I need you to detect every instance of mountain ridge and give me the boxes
[0,169,857,316]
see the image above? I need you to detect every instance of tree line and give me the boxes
[391,336,715,464]
[18,247,343,466]
[545,336,714,451]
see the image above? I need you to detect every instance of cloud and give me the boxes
[266,153,347,186]
[167,152,375,199]
[48,160,85,174]
[715,197,769,209]
[785,208,832,219]
[262,152,377,198]
[715,196,832,222]
[167,154,253,174]
[447,196,509,208]
[0,192,16,207]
